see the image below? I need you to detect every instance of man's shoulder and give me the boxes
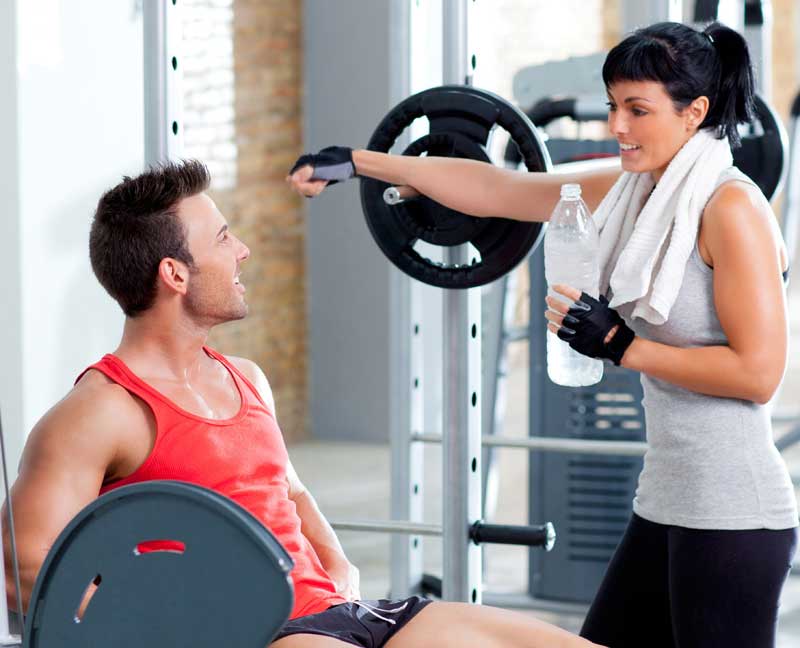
[223,354,270,386]
[73,367,139,407]
[224,354,258,377]
[23,369,145,472]
[219,354,276,413]
[42,369,143,437]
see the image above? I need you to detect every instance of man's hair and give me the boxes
[90,160,210,317]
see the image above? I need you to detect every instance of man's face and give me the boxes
[176,193,251,324]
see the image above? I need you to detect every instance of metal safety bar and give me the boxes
[332,520,443,537]
[0,410,22,646]
[410,432,648,456]
[438,0,482,606]
[331,519,555,551]
[143,0,183,165]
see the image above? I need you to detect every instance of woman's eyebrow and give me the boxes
[606,93,655,104]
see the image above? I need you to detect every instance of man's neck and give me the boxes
[115,310,214,382]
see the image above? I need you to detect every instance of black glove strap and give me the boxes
[290,146,355,185]
[556,292,635,366]
[604,321,635,366]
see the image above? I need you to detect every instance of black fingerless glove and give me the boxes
[289,146,356,185]
[556,293,635,366]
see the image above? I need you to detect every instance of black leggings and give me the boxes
[580,514,797,648]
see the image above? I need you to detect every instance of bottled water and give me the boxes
[543,184,604,387]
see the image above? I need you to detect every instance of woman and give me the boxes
[288,21,797,648]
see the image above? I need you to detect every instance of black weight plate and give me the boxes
[734,94,788,201]
[24,481,293,648]
[395,131,490,247]
[360,85,551,289]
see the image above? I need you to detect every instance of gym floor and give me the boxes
[290,275,800,645]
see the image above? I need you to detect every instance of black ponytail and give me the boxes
[603,21,755,148]
[702,22,755,147]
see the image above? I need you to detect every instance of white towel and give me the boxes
[594,128,733,325]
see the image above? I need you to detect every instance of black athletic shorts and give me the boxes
[273,596,433,647]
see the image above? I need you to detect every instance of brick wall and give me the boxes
[772,0,798,125]
[770,0,797,222]
[181,0,308,442]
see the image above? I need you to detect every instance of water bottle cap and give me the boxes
[560,183,582,198]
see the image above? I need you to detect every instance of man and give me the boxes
[5,160,602,648]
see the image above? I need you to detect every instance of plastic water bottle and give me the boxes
[543,183,604,387]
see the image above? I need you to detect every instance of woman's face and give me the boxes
[606,80,708,182]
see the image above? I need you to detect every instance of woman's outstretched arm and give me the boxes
[288,149,620,222]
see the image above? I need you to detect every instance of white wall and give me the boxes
[0,0,24,479]
[0,0,144,476]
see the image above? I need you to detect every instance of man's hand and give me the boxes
[326,560,361,602]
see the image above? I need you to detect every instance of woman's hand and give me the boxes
[544,284,635,366]
[286,163,330,198]
[544,285,618,343]
[286,145,356,197]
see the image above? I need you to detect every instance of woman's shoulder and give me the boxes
[700,175,787,273]
[708,172,765,211]
[714,165,755,189]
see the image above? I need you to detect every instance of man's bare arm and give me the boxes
[229,357,359,597]
[3,375,139,612]
[284,453,360,599]
[229,357,350,566]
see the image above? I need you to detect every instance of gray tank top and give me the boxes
[614,166,798,530]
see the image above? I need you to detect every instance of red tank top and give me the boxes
[76,347,346,619]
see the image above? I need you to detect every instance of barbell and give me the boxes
[359,85,552,289]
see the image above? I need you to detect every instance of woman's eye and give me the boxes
[632,108,647,117]
[606,102,616,112]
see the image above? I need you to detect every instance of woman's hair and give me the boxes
[602,21,755,147]
[90,159,210,317]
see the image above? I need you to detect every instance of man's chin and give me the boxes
[211,304,249,325]
[231,304,249,321]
